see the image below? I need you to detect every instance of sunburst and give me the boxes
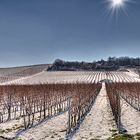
[109,0,126,9]
[105,0,131,17]
[111,0,125,8]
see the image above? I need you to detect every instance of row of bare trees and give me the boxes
[106,82,140,133]
[67,83,101,134]
[0,84,71,127]
[0,83,101,134]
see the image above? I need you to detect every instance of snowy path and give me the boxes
[72,83,116,140]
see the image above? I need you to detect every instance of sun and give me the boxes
[111,0,124,8]
[105,0,130,17]
[104,0,133,19]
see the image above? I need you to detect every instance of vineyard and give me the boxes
[0,64,49,84]
[0,83,101,139]
[3,71,140,85]
[0,67,140,140]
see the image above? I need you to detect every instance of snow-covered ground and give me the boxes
[19,112,68,140]
[0,112,68,140]
[121,98,140,134]
[126,69,140,81]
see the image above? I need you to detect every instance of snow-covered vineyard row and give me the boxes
[72,83,140,140]
[2,71,140,85]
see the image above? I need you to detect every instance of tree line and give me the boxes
[48,57,140,71]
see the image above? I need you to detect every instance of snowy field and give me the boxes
[1,70,140,85]
[0,69,140,140]
[0,64,50,84]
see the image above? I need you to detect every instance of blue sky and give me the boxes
[0,0,140,67]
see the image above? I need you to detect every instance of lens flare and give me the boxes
[110,0,125,8]
[105,0,131,18]
[108,0,126,9]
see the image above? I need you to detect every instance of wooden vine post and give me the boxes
[67,97,71,134]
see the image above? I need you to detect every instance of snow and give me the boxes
[121,98,140,134]
[19,112,68,140]
[0,112,68,140]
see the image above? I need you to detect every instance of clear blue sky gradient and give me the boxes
[0,0,140,67]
